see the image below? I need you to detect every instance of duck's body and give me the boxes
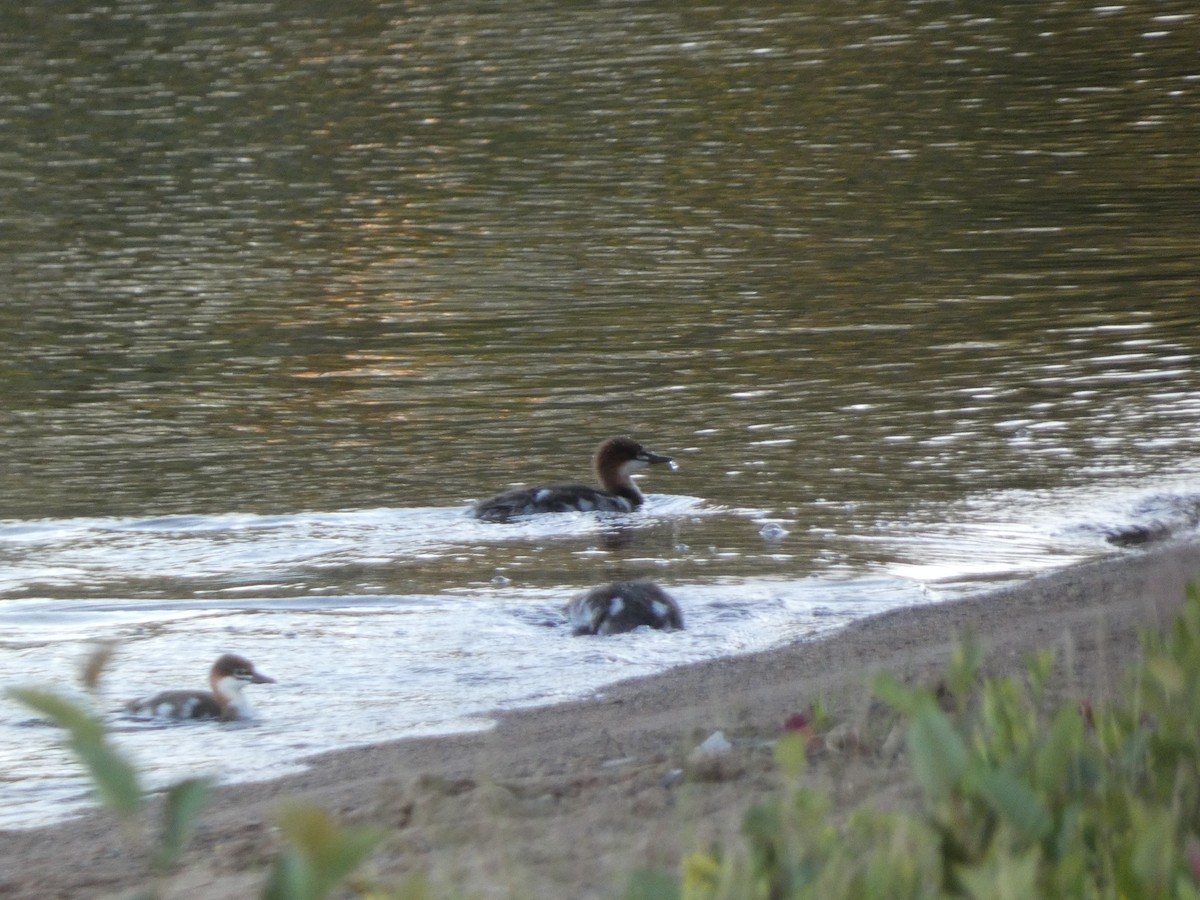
[567,581,684,636]
[473,437,672,523]
[125,653,275,722]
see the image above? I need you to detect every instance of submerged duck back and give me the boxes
[567,581,684,636]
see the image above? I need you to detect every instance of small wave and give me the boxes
[1100,492,1200,547]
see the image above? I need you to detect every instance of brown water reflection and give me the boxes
[1,2,1197,592]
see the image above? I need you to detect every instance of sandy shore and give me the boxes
[3,539,1200,899]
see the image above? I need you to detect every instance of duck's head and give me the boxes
[595,436,673,483]
[209,653,275,701]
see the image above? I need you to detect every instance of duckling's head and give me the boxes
[209,653,275,703]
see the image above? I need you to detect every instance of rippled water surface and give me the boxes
[2,1,1199,828]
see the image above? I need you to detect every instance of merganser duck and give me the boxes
[125,654,275,721]
[566,581,684,635]
[473,436,673,523]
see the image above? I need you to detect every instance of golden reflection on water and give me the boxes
[1,0,1197,547]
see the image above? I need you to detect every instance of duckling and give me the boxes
[125,653,275,721]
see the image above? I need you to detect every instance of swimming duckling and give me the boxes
[125,653,275,721]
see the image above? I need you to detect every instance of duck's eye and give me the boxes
[235,668,250,678]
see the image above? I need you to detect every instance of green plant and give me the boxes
[9,686,146,822]
[648,582,1200,899]
[6,685,212,896]
[262,802,385,900]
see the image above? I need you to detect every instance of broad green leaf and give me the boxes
[1024,648,1054,700]
[7,687,104,744]
[1052,802,1084,863]
[278,803,340,872]
[623,867,681,900]
[154,777,212,872]
[774,731,808,778]
[947,633,983,706]
[73,738,142,819]
[322,824,383,889]
[957,845,1040,900]
[1177,583,1200,649]
[7,687,141,818]
[969,766,1052,841]
[681,851,722,891]
[1146,656,1185,696]
[907,702,968,803]
[1130,804,1177,892]
[268,803,384,900]
[1033,706,1084,792]
[872,672,922,716]
[262,851,308,900]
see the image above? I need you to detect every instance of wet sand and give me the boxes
[3,539,1199,899]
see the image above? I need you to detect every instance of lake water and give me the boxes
[2,1,1198,829]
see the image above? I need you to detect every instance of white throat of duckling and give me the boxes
[213,674,254,716]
